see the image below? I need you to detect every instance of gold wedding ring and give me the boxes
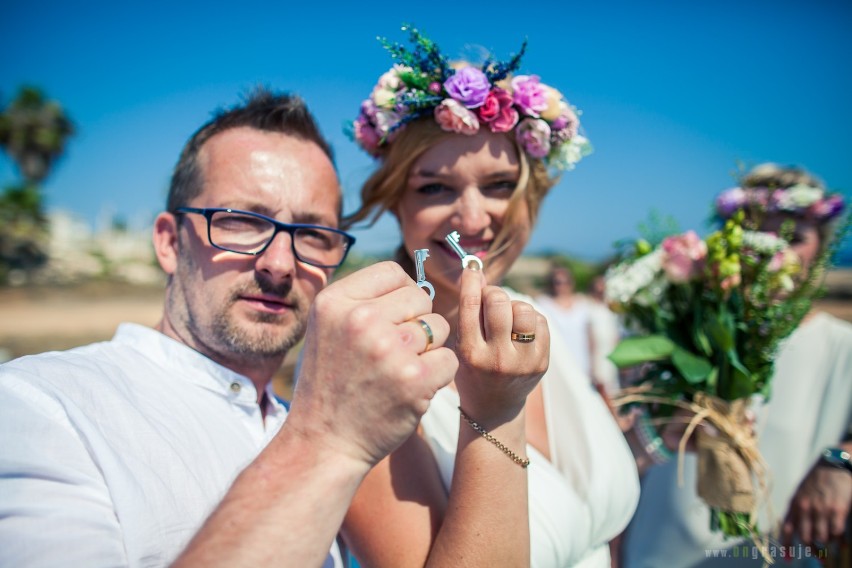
[417,319,434,351]
[511,332,536,343]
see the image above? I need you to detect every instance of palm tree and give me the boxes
[0,86,75,283]
[0,86,74,185]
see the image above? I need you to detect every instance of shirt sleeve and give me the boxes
[0,376,129,566]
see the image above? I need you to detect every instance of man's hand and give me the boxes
[782,459,852,547]
[288,261,458,469]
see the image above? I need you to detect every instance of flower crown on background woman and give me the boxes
[348,24,592,172]
[715,184,846,223]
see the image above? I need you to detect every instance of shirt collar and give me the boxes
[112,323,286,418]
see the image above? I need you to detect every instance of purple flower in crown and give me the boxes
[812,194,846,220]
[551,104,579,139]
[511,75,549,117]
[434,99,480,135]
[716,187,746,217]
[516,118,551,158]
[360,99,379,122]
[443,67,491,109]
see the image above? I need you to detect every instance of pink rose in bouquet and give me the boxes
[661,230,707,283]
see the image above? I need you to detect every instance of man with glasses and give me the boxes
[0,89,456,567]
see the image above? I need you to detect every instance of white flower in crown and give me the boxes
[775,183,824,210]
[742,230,787,254]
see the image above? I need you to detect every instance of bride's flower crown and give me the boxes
[715,184,846,222]
[348,24,592,172]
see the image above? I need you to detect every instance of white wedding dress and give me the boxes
[420,288,640,567]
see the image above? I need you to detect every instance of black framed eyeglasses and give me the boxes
[175,207,356,269]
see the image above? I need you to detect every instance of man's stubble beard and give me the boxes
[208,282,308,358]
[173,247,309,364]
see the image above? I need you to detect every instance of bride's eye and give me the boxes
[483,180,517,195]
[415,183,451,196]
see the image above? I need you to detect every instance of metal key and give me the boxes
[444,231,484,271]
[413,249,435,300]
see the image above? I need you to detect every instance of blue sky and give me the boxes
[2,0,851,262]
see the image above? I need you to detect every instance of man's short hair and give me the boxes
[166,87,334,212]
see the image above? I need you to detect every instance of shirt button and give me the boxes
[229,382,241,393]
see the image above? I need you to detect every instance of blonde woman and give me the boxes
[341,26,639,567]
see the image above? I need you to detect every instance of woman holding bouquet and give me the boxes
[622,163,852,567]
[339,25,639,567]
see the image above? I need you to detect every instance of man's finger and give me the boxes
[397,314,450,354]
[367,283,435,324]
[329,261,414,301]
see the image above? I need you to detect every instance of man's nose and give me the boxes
[254,230,297,281]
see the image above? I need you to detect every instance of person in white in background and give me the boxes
[537,264,595,376]
[622,163,852,568]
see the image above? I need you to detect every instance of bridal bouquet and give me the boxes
[605,211,817,538]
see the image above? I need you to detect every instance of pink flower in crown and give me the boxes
[353,114,381,155]
[478,88,518,133]
[515,118,551,158]
[511,75,549,117]
[434,98,480,135]
[443,67,491,109]
[745,188,770,209]
[769,189,786,212]
[661,230,707,283]
[372,108,403,138]
[550,103,579,139]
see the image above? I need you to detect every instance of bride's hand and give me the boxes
[454,266,550,427]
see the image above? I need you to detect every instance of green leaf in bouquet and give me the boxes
[705,308,736,354]
[608,335,674,368]
[671,346,714,384]
[721,348,754,400]
[691,314,713,357]
[705,366,719,392]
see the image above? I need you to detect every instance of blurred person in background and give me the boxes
[622,163,851,567]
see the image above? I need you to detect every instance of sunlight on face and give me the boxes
[393,130,531,298]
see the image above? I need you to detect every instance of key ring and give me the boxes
[444,231,484,271]
[414,249,435,300]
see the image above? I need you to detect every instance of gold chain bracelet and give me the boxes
[458,407,530,468]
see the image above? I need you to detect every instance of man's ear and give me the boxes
[153,212,179,275]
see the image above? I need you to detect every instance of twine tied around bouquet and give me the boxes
[614,386,776,564]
